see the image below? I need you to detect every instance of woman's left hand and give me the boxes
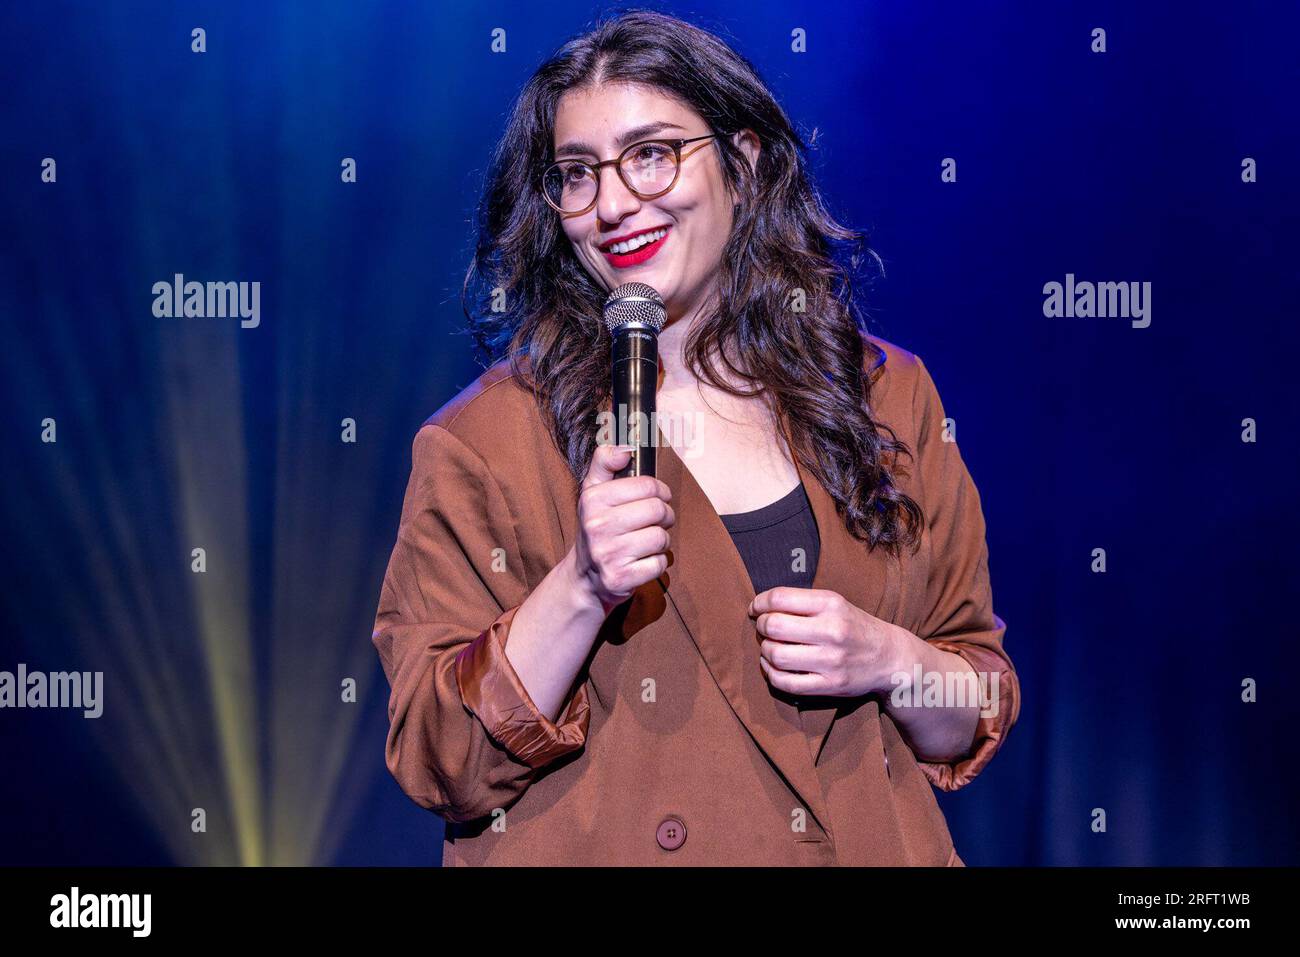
[748,587,903,698]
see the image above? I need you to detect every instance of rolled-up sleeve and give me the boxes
[907,355,1020,792]
[455,604,591,768]
[371,423,590,823]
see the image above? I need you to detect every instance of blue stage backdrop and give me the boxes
[1,0,1296,866]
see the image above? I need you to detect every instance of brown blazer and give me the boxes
[371,333,1019,866]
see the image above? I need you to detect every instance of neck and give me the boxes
[656,285,727,392]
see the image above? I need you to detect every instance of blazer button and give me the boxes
[656,817,687,851]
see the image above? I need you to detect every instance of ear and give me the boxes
[731,128,761,175]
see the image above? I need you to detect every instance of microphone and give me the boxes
[603,282,666,478]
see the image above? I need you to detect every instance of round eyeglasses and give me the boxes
[540,133,726,215]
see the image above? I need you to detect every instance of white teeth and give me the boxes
[608,228,666,255]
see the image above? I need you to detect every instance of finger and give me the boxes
[582,443,637,489]
[758,655,827,695]
[759,638,824,674]
[586,473,672,508]
[586,497,675,537]
[748,586,835,617]
[609,524,672,562]
[618,552,670,585]
[752,611,826,644]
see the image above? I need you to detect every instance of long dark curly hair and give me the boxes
[461,9,922,556]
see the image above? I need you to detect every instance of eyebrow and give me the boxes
[554,121,688,160]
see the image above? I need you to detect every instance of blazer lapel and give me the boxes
[655,440,901,840]
[785,451,902,763]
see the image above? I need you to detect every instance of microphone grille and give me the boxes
[603,282,666,334]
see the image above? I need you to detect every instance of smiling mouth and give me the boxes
[600,226,671,267]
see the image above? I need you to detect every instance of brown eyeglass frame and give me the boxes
[540,132,730,215]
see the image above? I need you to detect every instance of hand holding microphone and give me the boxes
[571,282,673,613]
[573,443,676,615]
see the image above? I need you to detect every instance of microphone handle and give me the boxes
[611,326,659,478]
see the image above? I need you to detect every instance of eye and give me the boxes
[630,143,673,163]
[560,162,589,183]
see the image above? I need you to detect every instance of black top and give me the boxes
[719,483,820,595]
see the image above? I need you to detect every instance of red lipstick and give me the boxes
[600,226,671,268]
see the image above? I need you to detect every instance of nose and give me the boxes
[594,163,641,226]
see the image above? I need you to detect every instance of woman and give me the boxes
[371,10,1018,866]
